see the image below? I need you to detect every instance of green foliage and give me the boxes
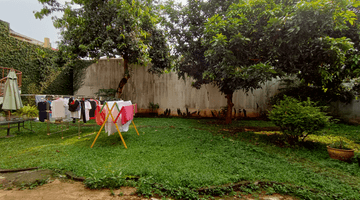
[36,0,171,73]
[1,118,360,199]
[268,0,360,102]
[148,102,159,110]
[84,171,126,189]
[14,105,39,118]
[270,78,355,107]
[329,139,351,150]
[268,96,331,142]
[163,0,278,124]
[0,20,74,95]
[164,0,360,124]
[94,89,118,101]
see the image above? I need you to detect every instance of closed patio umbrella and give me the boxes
[2,70,23,113]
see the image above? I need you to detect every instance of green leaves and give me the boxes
[268,96,331,141]
[36,0,171,72]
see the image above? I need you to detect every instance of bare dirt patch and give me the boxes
[0,179,145,200]
[0,169,299,200]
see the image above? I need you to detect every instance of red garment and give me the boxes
[95,105,106,125]
[121,105,134,125]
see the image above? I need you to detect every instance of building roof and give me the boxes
[9,29,44,46]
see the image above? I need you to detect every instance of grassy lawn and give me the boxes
[0,118,360,199]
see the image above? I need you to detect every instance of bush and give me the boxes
[268,96,331,143]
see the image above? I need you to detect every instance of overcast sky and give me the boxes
[0,0,187,49]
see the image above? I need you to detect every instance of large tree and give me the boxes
[163,0,280,124]
[164,0,360,124]
[36,0,171,97]
[267,0,360,104]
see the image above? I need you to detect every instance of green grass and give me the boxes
[0,118,359,199]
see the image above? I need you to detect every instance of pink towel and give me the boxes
[121,105,134,125]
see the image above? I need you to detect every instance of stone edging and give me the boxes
[65,171,86,182]
[0,167,39,173]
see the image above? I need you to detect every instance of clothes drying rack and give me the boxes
[91,102,139,149]
[45,119,98,139]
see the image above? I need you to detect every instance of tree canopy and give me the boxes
[36,0,171,96]
[164,0,360,123]
[267,0,360,103]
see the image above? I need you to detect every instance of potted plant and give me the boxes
[327,139,355,162]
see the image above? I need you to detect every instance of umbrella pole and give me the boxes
[7,111,10,121]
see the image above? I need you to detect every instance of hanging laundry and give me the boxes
[68,98,81,119]
[89,100,97,119]
[37,101,48,122]
[104,100,132,135]
[95,105,105,126]
[51,99,67,119]
[35,95,46,106]
[117,101,132,132]
[121,105,134,125]
[80,100,87,123]
[84,100,91,121]
[60,97,72,121]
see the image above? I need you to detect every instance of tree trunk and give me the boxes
[69,65,74,94]
[225,92,234,124]
[116,58,131,98]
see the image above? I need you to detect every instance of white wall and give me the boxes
[75,58,282,117]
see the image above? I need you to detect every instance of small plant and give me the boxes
[110,189,115,196]
[268,96,331,143]
[118,192,124,196]
[95,88,118,100]
[14,104,39,118]
[329,139,351,150]
[148,102,159,111]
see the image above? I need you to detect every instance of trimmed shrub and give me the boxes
[268,96,331,143]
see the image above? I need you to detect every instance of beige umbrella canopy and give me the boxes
[2,70,23,113]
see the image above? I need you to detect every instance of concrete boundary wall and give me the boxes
[75,58,282,117]
[330,100,360,124]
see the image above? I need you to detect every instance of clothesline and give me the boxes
[21,94,99,99]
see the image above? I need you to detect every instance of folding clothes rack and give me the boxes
[45,119,98,139]
[91,102,139,149]
[44,97,99,139]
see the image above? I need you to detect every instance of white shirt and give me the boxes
[85,101,91,121]
[51,99,66,119]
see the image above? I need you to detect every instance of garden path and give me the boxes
[0,179,297,200]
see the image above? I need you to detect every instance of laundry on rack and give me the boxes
[95,105,106,126]
[50,97,72,121]
[35,95,46,106]
[85,100,92,121]
[80,100,86,123]
[37,101,49,122]
[89,100,98,119]
[120,105,134,125]
[102,100,132,136]
[68,98,81,120]
[35,95,100,123]
[51,99,66,119]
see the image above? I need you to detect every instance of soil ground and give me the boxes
[0,169,297,200]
